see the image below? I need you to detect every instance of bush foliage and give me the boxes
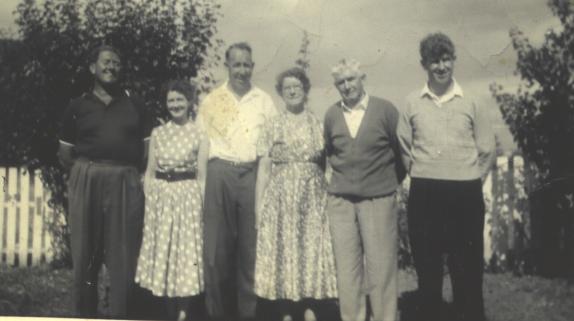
[491,0,574,277]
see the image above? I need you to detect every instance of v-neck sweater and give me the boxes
[324,96,405,198]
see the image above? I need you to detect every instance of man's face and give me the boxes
[90,50,121,86]
[225,48,254,92]
[334,68,365,107]
[424,53,454,88]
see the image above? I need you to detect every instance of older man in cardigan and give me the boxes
[324,58,405,321]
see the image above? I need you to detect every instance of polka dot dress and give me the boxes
[254,110,338,300]
[135,121,204,297]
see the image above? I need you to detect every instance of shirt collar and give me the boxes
[420,79,463,102]
[341,92,369,112]
[222,80,260,102]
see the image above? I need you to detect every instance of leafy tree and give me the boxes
[491,0,574,277]
[0,0,222,265]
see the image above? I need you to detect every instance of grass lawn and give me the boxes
[1,266,573,320]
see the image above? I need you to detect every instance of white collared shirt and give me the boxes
[341,94,369,138]
[196,82,277,162]
[420,79,464,107]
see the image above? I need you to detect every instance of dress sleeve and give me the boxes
[311,113,325,152]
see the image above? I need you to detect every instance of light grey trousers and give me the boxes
[327,194,398,321]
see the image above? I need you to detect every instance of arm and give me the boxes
[473,102,496,181]
[386,104,407,184]
[255,156,272,229]
[143,130,157,196]
[57,142,75,170]
[323,111,333,183]
[197,135,210,202]
[396,102,413,175]
[58,100,78,170]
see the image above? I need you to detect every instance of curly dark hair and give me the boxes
[275,67,311,96]
[164,79,196,102]
[163,79,197,118]
[419,32,456,65]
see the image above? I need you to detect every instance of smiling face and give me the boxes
[333,68,365,107]
[225,47,254,94]
[280,76,306,109]
[166,90,191,123]
[90,50,121,87]
[424,53,455,90]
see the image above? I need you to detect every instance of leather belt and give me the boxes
[155,171,196,181]
[212,158,257,169]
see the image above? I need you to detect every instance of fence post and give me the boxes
[6,168,18,265]
[32,170,44,265]
[19,168,31,267]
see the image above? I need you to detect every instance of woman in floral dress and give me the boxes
[135,80,208,321]
[255,67,338,321]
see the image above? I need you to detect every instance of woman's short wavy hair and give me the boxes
[275,67,311,96]
[419,32,456,65]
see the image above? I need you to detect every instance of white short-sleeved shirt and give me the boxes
[196,82,277,163]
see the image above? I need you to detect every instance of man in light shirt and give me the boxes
[196,42,277,321]
[324,58,405,321]
[397,33,495,321]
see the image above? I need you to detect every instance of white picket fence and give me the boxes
[0,167,54,266]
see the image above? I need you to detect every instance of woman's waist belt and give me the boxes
[155,170,196,181]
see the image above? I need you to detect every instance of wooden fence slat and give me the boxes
[32,171,44,265]
[0,167,6,262]
[6,168,18,265]
[19,169,30,266]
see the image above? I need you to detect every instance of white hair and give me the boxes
[331,58,365,78]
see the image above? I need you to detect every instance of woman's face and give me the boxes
[280,76,306,108]
[166,90,191,122]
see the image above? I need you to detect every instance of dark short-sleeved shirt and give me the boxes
[59,91,152,166]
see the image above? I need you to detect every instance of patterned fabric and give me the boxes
[135,121,204,297]
[254,110,338,300]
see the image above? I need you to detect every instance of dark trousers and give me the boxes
[408,178,485,321]
[68,159,144,318]
[203,159,257,320]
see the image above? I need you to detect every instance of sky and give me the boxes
[0,0,561,152]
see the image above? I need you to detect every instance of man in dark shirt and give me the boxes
[58,45,150,318]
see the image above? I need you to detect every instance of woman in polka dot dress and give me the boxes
[135,80,207,321]
[255,68,338,321]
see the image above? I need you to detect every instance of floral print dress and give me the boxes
[135,121,204,297]
[254,110,338,300]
